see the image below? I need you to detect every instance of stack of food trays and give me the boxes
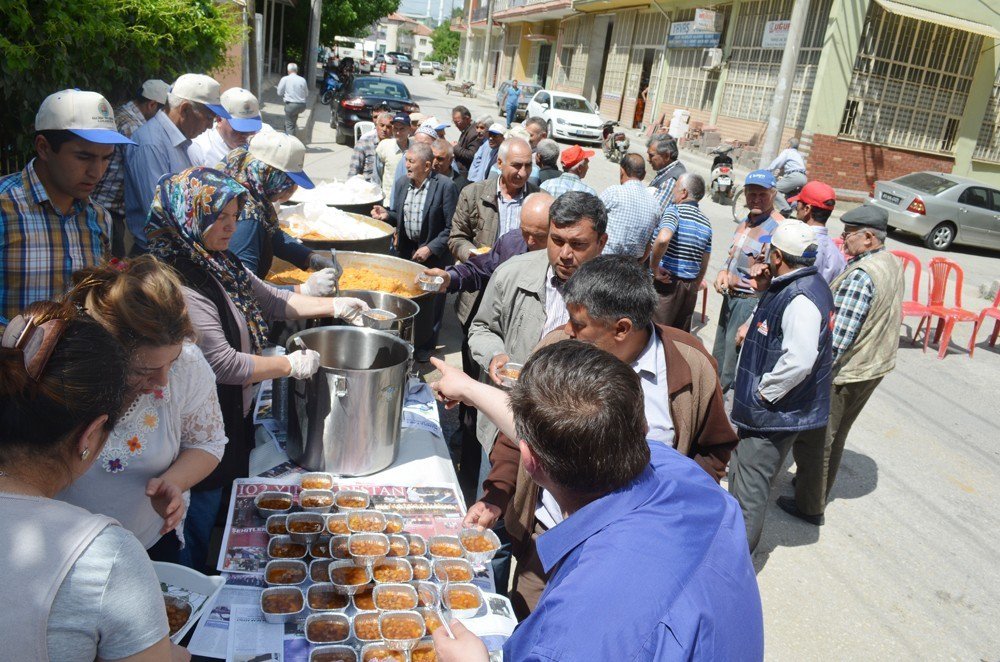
[254,473,501,662]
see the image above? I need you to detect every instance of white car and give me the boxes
[418,61,434,75]
[525,90,604,144]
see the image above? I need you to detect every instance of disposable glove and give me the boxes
[301,268,339,297]
[331,297,369,326]
[287,349,321,380]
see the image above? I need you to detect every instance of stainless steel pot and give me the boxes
[339,290,419,344]
[285,327,412,476]
[335,252,436,348]
[278,204,393,255]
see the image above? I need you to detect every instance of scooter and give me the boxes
[320,71,343,106]
[709,145,735,204]
[602,121,629,164]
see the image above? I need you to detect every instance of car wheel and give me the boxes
[923,222,956,251]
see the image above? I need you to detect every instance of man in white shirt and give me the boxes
[188,87,263,167]
[767,138,808,214]
[276,62,309,137]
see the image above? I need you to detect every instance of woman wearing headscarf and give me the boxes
[146,166,367,570]
[221,131,336,290]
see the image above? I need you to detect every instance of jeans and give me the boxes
[283,101,307,136]
[505,102,518,128]
[179,487,224,572]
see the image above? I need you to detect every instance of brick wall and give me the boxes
[808,133,955,192]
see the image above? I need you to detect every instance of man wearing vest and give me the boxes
[728,221,834,552]
[778,205,904,525]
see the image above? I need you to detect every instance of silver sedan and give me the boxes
[868,172,1000,251]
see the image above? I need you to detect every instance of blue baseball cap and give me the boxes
[392,112,410,125]
[745,169,777,189]
[220,88,262,133]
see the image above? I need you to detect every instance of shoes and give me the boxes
[776,496,824,526]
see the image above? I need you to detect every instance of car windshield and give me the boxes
[353,79,409,99]
[553,96,595,113]
[521,85,541,97]
[894,172,956,196]
[396,55,410,62]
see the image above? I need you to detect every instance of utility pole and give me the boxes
[476,0,494,89]
[758,0,808,167]
[305,0,323,99]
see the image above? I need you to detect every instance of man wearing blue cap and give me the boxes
[712,169,785,392]
[189,87,263,167]
[124,73,231,253]
[0,89,135,320]
[728,220,834,551]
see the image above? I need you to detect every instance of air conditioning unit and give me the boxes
[701,48,723,70]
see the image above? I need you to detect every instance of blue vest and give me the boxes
[731,266,834,433]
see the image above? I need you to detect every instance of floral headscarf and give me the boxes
[145,167,270,354]
[219,146,296,237]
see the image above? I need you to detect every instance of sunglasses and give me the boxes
[1,314,68,382]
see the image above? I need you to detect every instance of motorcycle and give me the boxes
[320,70,343,106]
[709,145,736,206]
[601,121,629,164]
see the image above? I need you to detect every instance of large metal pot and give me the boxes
[335,252,436,348]
[278,204,393,255]
[285,327,412,476]
[339,289,420,344]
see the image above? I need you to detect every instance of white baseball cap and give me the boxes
[140,79,170,105]
[487,122,506,136]
[409,112,427,124]
[35,90,135,145]
[220,87,262,132]
[170,74,231,119]
[769,221,818,258]
[248,132,314,189]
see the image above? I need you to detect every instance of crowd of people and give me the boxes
[0,69,905,660]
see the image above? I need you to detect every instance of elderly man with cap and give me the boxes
[189,87,263,167]
[468,123,505,184]
[91,79,169,257]
[779,205,903,527]
[124,73,230,253]
[788,180,845,284]
[728,220,834,551]
[0,89,134,320]
[712,169,785,393]
[276,62,309,136]
[375,112,413,205]
[768,137,808,214]
[349,109,394,182]
[541,145,597,198]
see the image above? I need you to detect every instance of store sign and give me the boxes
[693,8,719,32]
[667,21,722,48]
[762,20,791,48]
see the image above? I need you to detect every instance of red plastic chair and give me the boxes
[923,257,978,359]
[969,288,1000,357]
[890,250,930,347]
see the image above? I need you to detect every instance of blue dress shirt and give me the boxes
[504,442,764,662]
[468,142,499,184]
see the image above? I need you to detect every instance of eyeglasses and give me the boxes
[841,227,867,239]
[1,314,68,382]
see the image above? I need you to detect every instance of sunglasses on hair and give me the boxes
[1,314,68,382]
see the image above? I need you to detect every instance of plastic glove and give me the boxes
[308,252,335,270]
[301,268,339,297]
[331,297,369,326]
[287,349,321,380]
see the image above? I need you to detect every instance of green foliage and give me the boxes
[284,0,400,65]
[0,0,241,163]
[430,22,460,62]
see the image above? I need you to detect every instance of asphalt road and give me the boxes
[291,71,1000,660]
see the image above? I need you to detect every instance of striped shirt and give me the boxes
[659,201,712,279]
[540,172,596,198]
[831,249,879,359]
[600,179,661,258]
[402,177,430,241]
[0,160,111,319]
[91,101,146,217]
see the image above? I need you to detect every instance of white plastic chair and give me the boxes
[355,121,375,142]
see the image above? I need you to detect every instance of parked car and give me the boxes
[418,61,435,75]
[495,81,542,121]
[432,62,442,72]
[525,90,603,144]
[358,58,373,74]
[395,55,413,76]
[332,76,419,146]
[869,171,1000,251]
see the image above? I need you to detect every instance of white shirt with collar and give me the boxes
[539,266,569,338]
[189,126,233,168]
[631,327,675,445]
[277,73,308,103]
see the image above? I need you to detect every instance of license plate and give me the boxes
[572,131,594,137]
[717,177,731,186]
[880,191,902,205]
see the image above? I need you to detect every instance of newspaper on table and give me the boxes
[186,573,267,659]
[226,604,284,662]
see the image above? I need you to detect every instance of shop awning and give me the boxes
[874,0,1000,39]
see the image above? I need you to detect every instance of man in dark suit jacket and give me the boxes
[433,138,470,192]
[372,142,459,360]
[452,105,483,175]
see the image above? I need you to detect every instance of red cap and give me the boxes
[560,144,595,169]
[788,181,836,211]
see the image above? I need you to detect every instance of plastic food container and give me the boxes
[334,489,370,510]
[353,611,382,642]
[402,533,426,557]
[300,488,335,513]
[287,512,325,543]
[459,527,501,565]
[328,559,372,594]
[264,559,307,586]
[255,490,293,518]
[442,583,485,619]
[266,514,288,536]
[310,644,358,662]
[260,586,305,624]
[498,362,524,388]
[349,532,390,565]
[301,471,335,490]
[307,582,350,612]
[327,513,350,535]
[267,535,308,560]
[408,556,432,581]
[372,583,418,611]
[387,535,409,558]
[372,557,413,584]
[347,509,387,533]
[433,558,474,583]
[416,273,445,292]
[378,610,425,650]
[427,535,464,559]
[383,512,404,534]
[305,612,352,645]
[360,642,406,661]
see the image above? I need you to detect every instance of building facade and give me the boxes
[455,0,1000,192]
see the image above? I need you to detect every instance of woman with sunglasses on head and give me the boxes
[0,301,189,661]
[145,166,367,570]
[58,256,226,564]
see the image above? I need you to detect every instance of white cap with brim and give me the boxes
[35,89,135,145]
[221,87,262,132]
[769,221,818,258]
[140,79,170,105]
[487,122,506,135]
[171,73,231,119]
[248,131,314,189]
